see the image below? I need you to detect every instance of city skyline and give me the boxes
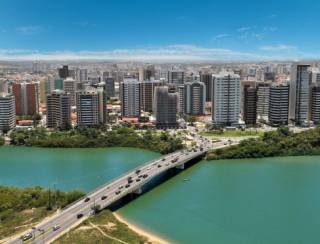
[1,0,320,61]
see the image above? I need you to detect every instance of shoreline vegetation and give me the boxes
[0,186,84,239]
[0,185,162,244]
[8,126,183,154]
[207,127,320,160]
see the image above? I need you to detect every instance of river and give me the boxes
[1,147,320,244]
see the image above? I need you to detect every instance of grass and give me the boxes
[54,210,148,244]
[0,207,53,240]
[200,130,264,138]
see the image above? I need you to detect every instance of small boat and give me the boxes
[183,178,190,182]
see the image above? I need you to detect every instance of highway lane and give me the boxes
[9,139,228,244]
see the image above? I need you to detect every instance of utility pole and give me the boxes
[48,188,51,210]
[53,183,57,209]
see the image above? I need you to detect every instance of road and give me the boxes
[8,137,234,244]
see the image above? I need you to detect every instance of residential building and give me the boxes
[76,87,107,126]
[184,81,206,115]
[256,82,270,122]
[243,85,257,125]
[212,73,241,126]
[104,77,115,98]
[289,64,311,125]
[12,82,39,116]
[0,93,16,131]
[200,73,213,102]
[120,79,141,118]
[269,84,290,126]
[63,77,77,106]
[311,85,320,124]
[46,90,71,130]
[168,70,184,85]
[140,80,163,112]
[154,86,178,128]
[58,65,69,79]
[177,85,185,114]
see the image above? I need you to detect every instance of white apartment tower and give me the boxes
[212,73,241,126]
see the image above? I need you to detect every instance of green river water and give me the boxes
[1,146,320,244]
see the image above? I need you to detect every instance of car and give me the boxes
[162,158,166,161]
[84,197,90,202]
[136,178,141,182]
[53,225,61,231]
[21,232,33,241]
[135,169,141,174]
[125,184,130,188]
[38,228,45,233]
[128,179,133,183]
[138,175,144,178]
[77,213,83,219]
[119,186,124,189]
[101,196,107,200]
[142,174,148,178]
[158,164,162,168]
[165,163,169,166]
[147,167,151,170]
[115,190,121,195]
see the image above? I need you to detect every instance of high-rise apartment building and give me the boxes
[120,79,141,118]
[0,80,8,94]
[46,90,71,130]
[63,77,77,106]
[184,81,206,115]
[200,73,213,102]
[269,84,290,126]
[177,85,185,114]
[58,65,69,79]
[76,87,107,126]
[12,82,39,116]
[154,86,178,128]
[243,85,257,125]
[105,77,115,98]
[311,85,320,124]
[256,83,270,122]
[140,80,163,112]
[139,65,156,81]
[289,64,311,125]
[79,69,88,82]
[168,70,184,85]
[0,93,16,131]
[212,73,241,126]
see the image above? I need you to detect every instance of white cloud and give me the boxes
[16,26,41,35]
[0,45,267,61]
[259,44,297,51]
[212,34,229,41]
[237,26,255,32]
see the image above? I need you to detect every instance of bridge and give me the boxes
[8,139,233,244]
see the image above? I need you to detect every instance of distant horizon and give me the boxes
[1,0,320,62]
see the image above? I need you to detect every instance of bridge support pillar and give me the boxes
[134,188,143,195]
[176,163,185,170]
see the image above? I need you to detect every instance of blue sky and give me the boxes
[0,0,319,61]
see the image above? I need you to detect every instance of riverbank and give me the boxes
[207,127,320,160]
[114,212,170,244]
[54,210,149,244]
[8,126,183,154]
